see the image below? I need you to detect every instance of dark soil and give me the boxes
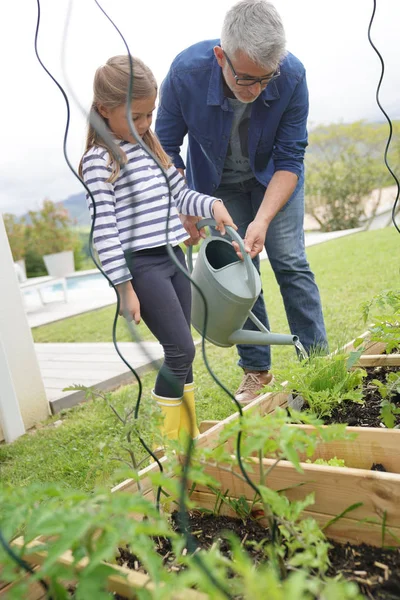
[116,511,270,576]
[371,463,387,472]
[328,540,400,600]
[322,366,400,428]
[115,512,400,599]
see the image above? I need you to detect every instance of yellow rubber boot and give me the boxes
[152,390,182,441]
[179,382,200,439]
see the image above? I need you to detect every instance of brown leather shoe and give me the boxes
[235,370,274,405]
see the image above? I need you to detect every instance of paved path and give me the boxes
[36,342,164,413]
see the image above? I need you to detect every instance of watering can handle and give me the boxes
[189,218,257,297]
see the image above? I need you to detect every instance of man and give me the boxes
[156,0,328,404]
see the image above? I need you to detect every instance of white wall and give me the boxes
[0,215,49,441]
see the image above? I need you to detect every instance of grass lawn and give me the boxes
[1,226,399,491]
[32,302,157,343]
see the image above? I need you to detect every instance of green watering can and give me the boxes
[187,219,301,351]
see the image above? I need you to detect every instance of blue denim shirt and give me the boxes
[156,40,308,195]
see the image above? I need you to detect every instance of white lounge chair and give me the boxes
[20,275,68,305]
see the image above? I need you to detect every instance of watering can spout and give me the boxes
[228,330,299,347]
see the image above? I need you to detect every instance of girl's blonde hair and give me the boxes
[79,55,171,182]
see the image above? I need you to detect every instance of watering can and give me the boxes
[187,219,301,350]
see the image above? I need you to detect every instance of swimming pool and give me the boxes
[22,270,109,298]
[60,271,106,290]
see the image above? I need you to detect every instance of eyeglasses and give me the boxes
[223,51,280,87]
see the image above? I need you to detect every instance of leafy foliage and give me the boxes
[273,353,366,419]
[3,213,27,261]
[305,120,400,231]
[306,457,346,467]
[371,372,400,428]
[357,289,400,353]
[0,405,364,599]
[26,199,79,255]
[63,384,164,474]
[4,199,84,277]
[184,408,357,584]
[7,287,400,596]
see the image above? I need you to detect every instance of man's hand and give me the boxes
[232,219,268,260]
[243,219,268,258]
[116,281,141,324]
[180,214,207,246]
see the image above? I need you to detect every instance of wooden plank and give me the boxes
[194,459,400,538]
[188,489,400,547]
[111,455,168,494]
[113,423,400,501]
[114,381,400,497]
[0,569,47,599]
[342,331,387,355]
[199,420,219,434]
[35,342,160,353]
[251,392,400,467]
[0,580,48,599]
[286,424,400,474]
[196,423,400,473]
[112,391,287,494]
[196,391,288,451]
[41,368,123,380]
[11,537,208,600]
[357,354,400,367]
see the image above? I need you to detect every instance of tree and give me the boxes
[22,200,83,277]
[25,199,78,256]
[3,214,26,261]
[305,121,400,231]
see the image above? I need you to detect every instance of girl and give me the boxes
[79,55,237,444]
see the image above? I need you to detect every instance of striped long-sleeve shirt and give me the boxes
[81,139,218,285]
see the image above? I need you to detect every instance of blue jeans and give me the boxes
[215,177,328,371]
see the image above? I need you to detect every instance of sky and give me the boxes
[1,0,399,216]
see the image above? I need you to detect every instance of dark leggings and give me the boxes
[125,246,194,398]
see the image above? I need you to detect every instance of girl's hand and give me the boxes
[212,200,238,236]
[179,214,206,245]
[116,281,141,324]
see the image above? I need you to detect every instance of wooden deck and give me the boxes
[35,342,164,413]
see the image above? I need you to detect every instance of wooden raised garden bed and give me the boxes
[2,331,400,598]
[343,330,399,367]
[4,443,400,599]
[211,330,400,474]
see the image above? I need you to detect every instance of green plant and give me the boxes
[222,533,363,599]
[26,199,80,257]
[273,353,367,419]
[186,408,355,579]
[3,213,27,261]
[371,371,400,428]
[305,120,400,231]
[0,483,182,599]
[0,479,365,599]
[23,245,48,277]
[0,397,368,599]
[306,457,346,467]
[356,289,400,353]
[64,384,164,478]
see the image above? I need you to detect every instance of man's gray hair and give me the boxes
[221,0,286,69]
